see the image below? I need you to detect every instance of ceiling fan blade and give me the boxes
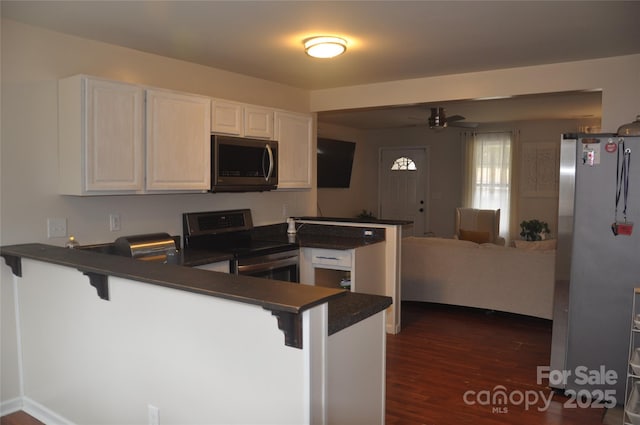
[449,120,479,128]
[447,114,466,122]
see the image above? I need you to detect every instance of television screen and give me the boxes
[317,138,356,188]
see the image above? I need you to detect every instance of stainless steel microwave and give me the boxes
[210,135,278,192]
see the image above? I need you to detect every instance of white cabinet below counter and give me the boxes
[299,244,386,296]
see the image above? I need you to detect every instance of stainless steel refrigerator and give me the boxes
[550,133,640,402]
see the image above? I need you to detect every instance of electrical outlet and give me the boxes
[148,404,159,425]
[109,214,121,232]
[47,218,67,238]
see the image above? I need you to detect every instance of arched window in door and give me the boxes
[390,156,417,171]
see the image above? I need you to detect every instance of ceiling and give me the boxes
[3,1,638,128]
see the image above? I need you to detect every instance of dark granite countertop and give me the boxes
[180,248,234,267]
[294,216,413,226]
[296,234,383,250]
[0,243,342,314]
[0,243,392,342]
[328,292,392,335]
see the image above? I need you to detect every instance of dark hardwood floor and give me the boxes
[387,301,607,425]
[1,302,609,425]
[0,411,42,425]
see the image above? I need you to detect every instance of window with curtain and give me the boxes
[464,131,513,240]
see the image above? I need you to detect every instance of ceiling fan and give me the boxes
[427,107,478,130]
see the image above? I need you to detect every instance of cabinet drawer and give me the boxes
[311,249,352,268]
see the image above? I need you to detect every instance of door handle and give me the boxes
[264,144,274,181]
[419,208,424,212]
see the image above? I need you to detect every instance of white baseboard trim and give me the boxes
[0,397,23,416]
[22,397,75,425]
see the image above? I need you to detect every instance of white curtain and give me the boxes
[462,131,513,241]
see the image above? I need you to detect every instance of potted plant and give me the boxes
[356,209,376,220]
[519,219,550,241]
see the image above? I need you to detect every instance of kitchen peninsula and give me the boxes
[1,243,390,425]
[294,216,411,334]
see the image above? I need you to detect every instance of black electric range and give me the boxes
[183,209,299,282]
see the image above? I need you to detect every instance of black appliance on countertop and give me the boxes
[183,209,298,282]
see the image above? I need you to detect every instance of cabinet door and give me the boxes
[145,89,211,191]
[274,111,313,189]
[58,75,144,194]
[211,99,243,135]
[244,106,274,139]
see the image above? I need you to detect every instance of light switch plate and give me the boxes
[47,217,67,238]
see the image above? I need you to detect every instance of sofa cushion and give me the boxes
[459,229,491,244]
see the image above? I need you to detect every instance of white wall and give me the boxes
[0,18,318,407]
[0,19,316,248]
[310,54,640,133]
[10,259,320,424]
[311,54,640,237]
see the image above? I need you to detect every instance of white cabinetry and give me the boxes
[274,111,313,189]
[244,105,274,139]
[59,76,211,195]
[211,99,274,139]
[59,75,145,195]
[145,88,211,191]
[300,244,386,296]
[210,99,243,135]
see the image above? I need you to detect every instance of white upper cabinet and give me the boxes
[211,99,274,140]
[58,74,311,195]
[211,99,243,135]
[145,88,211,192]
[274,111,313,189]
[59,75,145,195]
[243,105,274,139]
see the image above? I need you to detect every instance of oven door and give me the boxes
[234,250,299,283]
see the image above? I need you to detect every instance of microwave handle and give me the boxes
[264,143,274,181]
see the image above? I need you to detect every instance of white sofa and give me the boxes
[401,237,555,319]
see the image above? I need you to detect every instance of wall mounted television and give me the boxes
[317,137,356,188]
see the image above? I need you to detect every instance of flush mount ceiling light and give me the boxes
[304,36,347,58]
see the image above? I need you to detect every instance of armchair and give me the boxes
[454,207,505,246]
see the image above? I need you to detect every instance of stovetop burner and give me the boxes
[183,209,296,258]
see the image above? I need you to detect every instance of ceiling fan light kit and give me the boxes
[304,36,347,58]
[429,107,447,128]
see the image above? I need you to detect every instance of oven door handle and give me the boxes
[236,256,298,274]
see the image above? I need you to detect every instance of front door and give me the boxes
[379,147,429,236]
